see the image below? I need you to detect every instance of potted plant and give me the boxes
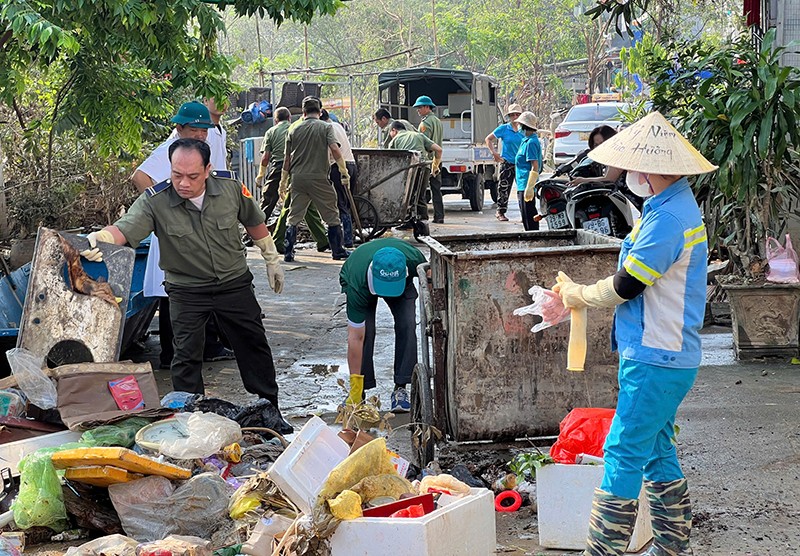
[623,29,800,357]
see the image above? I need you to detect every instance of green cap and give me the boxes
[413,95,435,108]
[368,247,408,297]
[171,101,213,128]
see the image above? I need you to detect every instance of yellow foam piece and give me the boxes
[65,465,145,487]
[51,447,191,480]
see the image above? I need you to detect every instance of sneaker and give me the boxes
[203,347,235,362]
[390,387,411,413]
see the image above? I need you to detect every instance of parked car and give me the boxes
[553,102,628,165]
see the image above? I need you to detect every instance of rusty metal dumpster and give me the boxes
[418,230,622,442]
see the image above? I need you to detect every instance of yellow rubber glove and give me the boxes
[552,272,588,372]
[255,164,268,187]
[346,374,364,406]
[80,229,115,262]
[553,271,625,309]
[279,170,290,201]
[431,156,442,177]
[252,235,284,294]
[524,170,539,202]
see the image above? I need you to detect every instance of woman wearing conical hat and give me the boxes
[553,111,717,556]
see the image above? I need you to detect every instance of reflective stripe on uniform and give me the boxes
[623,255,662,286]
[684,224,707,248]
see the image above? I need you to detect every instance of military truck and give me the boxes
[377,68,501,211]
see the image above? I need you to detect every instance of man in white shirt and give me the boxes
[321,109,356,248]
[130,101,233,368]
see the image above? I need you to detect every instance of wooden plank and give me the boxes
[65,465,145,487]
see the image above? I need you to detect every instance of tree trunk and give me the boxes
[0,142,8,240]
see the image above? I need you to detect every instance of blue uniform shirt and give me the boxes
[514,134,543,191]
[493,123,525,163]
[613,177,708,369]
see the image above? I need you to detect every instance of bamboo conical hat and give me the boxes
[588,111,718,175]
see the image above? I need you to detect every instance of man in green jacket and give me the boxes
[388,122,442,227]
[414,95,445,223]
[339,238,426,413]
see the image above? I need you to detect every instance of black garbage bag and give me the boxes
[235,398,288,432]
[183,396,240,420]
[182,396,292,435]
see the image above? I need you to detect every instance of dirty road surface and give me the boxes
[135,193,800,555]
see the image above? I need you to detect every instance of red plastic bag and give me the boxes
[766,234,800,284]
[549,408,615,464]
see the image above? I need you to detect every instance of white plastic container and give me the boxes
[536,463,652,551]
[329,488,496,556]
[267,415,350,515]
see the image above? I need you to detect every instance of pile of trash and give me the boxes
[0,356,496,555]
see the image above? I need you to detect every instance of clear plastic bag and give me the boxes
[109,476,175,542]
[513,285,571,333]
[766,234,800,283]
[6,348,57,409]
[158,412,242,459]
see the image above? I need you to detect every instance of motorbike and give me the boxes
[535,149,605,231]
[565,180,643,239]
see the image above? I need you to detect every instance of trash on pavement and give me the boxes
[0,536,21,556]
[136,535,212,556]
[64,534,140,556]
[240,513,294,555]
[494,490,522,512]
[0,389,27,417]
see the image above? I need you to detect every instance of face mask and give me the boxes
[626,171,653,197]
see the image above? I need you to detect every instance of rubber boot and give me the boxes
[327,224,350,260]
[642,479,693,556]
[284,225,298,263]
[583,488,639,556]
[341,212,354,248]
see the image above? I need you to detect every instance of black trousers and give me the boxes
[165,271,279,406]
[497,160,515,213]
[518,190,540,231]
[361,281,418,390]
[261,160,283,221]
[328,162,353,217]
[158,298,228,367]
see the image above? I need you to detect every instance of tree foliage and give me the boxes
[626,29,800,278]
[0,0,342,157]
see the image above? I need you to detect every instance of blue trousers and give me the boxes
[601,358,698,499]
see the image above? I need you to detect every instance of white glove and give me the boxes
[253,235,284,294]
[80,229,115,262]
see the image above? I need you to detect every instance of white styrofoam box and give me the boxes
[537,463,652,552]
[329,488,496,556]
[267,415,350,515]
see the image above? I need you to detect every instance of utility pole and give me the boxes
[255,17,264,87]
[304,26,310,79]
[431,0,440,67]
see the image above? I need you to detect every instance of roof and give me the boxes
[378,67,497,90]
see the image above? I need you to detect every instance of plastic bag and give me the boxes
[109,476,175,541]
[549,408,615,464]
[136,535,212,556]
[766,234,800,283]
[513,286,571,333]
[158,412,242,459]
[80,417,151,448]
[6,348,57,409]
[11,448,71,531]
[110,475,231,542]
[160,391,196,410]
[64,534,139,556]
